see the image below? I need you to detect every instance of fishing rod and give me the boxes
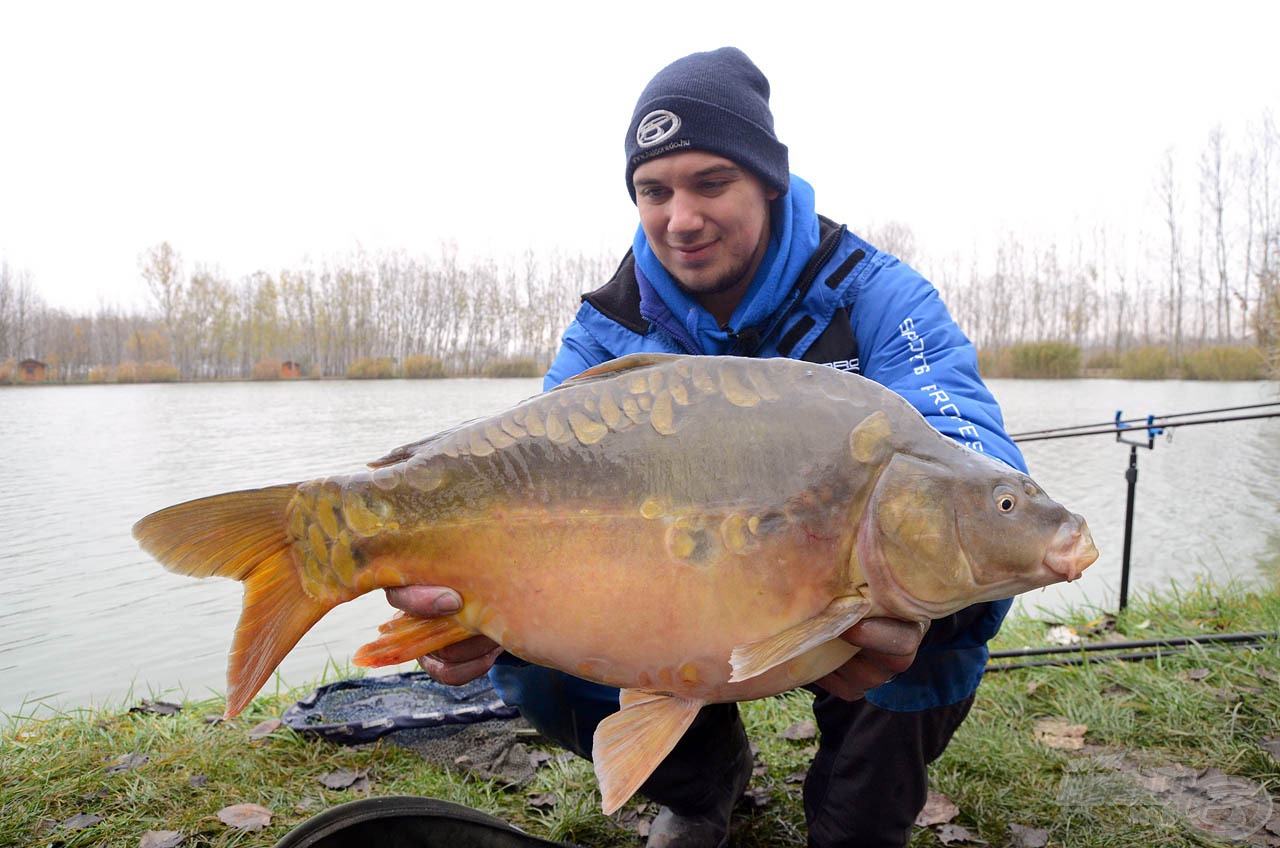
[985,631,1277,672]
[1011,404,1280,443]
[1008,400,1280,613]
[1008,401,1280,440]
[988,630,1277,659]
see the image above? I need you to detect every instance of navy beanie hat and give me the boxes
[625,47,789,202]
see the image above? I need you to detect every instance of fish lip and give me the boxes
[1042,518,1099,583]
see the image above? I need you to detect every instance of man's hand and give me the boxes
[815,618,928,701]
[384,585,502,686]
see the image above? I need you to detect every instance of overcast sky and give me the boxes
[2,1,1278,313]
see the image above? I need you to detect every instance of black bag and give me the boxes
[273,796,576,848]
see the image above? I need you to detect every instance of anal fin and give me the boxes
[352,612,476,667]
[592,688,704,815]
[729,595,872,683]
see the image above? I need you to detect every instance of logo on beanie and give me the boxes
[636,109,682,148]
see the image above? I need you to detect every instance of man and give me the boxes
[389,47,1026,848]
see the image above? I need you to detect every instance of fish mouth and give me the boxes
[1042,516,1099,583]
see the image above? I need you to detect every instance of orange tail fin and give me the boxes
[133,485,333,717]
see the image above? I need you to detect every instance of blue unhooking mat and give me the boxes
[282,672,520,744]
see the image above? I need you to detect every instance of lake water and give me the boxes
[2,377,1277,715]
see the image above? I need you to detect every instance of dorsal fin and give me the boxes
[555,353,684,390]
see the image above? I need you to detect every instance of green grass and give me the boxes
[4,576,1277,847]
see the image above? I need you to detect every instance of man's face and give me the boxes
[632,151,778,307]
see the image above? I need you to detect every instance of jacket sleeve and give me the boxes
[543,306,617,391]
[850,252,1025,709]
[852,253,1026,475]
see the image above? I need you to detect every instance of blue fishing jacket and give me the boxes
[542,175,1026,711]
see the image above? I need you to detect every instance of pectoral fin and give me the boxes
[592,688,704,815]
[728,595,872,683]
[352,612,475,667]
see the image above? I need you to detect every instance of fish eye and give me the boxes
[994,488,1018,513]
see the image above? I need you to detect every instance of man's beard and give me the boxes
[670,257,754,298]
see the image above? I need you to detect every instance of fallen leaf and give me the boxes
[61,813,104,829]
[1008,823,1049,847]
[527,792,558,808]
[1210,687,1241,703]
[188,774,208,789]
[105,753,149,774]
[247,718,283,741]
[139,830,184,848]
[1079,615,1117,636]
[914,792,959,827]
[319,768,366,790]
[528,749,555,769]
[1033,719,1087,750]
[1100,683,1131,697]
[751,763,767,777]
[936,823,980,844]
[781,720,817,741]
[217,803,273,831]
[1045,625,1080,646]
[743,786,772,808]
[785,769,807,784]
[294,797,320,813]
[1183,667,1210,681]
[636,818,652,838]
[1024,680,1043,697]
[203,715,224,725]
[1259,737,1280,763]
[130,700,181,716]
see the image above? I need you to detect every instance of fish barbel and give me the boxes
[133,353,1097,813]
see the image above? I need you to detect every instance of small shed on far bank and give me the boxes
[281,360,303,379]
[19,359,47,383]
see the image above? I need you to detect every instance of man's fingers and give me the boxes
[840,618,926,656]
[385,585,463,617]
[418,645,504,686]
[431,634,502,663]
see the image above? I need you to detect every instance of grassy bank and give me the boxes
[4,577,1278,847]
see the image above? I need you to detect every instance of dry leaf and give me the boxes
[1033,719,1087,750]
[217,803,273,831]
[785,769,807,784]
[1008,823,1049,847]
[105,753,149,774]
[131,700,181,716]
[1024,680,1043,696]
[139,830,184,848]
[1183,667,1210,681]
[936,823,980,844]
[188,773,208,788]
[60,813,104,829]
[636,817,652,838]
[915,792,959,827]
[319,768,366,789]
[247,718,283,741]
[528,792,559,808]
[528,749,555,769]
[743,786,772,808]
[1259,736,1280,763]
[781,720,817,741]
[1045,625,1079,646]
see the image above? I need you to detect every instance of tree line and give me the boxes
[2,115,1278,383]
